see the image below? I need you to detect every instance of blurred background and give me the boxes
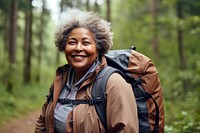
[0,0,199,132]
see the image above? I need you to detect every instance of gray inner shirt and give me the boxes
[54,61,100,133]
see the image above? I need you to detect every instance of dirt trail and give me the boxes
[0,110,40,133]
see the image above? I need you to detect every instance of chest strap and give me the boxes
[57,97,102,106]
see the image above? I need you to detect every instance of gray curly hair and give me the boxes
[54,9,113,56]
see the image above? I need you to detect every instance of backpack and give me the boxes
[47,47,164,133]
[91,47,164,133]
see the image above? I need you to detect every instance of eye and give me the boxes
[68,41,76,45]
[83,41,91,45]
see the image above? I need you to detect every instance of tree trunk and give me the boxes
[3,13,9,62]
[23,0,32,84]
[106,0,111,22]
[9,0,17,64]
[36,0,46,82]
[151,0,159,58]
[176,0,186,70]
[1,13,8,84]
[86,0,90,11]
[176,0,188,92]
[7,0,18,92]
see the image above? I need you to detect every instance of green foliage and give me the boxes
[0,83,50,127]
[164,87,200,132]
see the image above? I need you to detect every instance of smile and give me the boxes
[72,55,87,61]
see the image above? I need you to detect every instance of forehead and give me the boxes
[68,27,95,39]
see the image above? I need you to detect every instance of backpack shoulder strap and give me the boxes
[91,66,125,132]
[46,86,53,104]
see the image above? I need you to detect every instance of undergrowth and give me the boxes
[0,83,49,128]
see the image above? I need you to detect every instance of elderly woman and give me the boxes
[35,9,138,133]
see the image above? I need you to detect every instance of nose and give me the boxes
[74,42,83,51]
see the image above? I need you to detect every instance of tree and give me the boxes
[23,0,33,84]
[106,0,111,22]
[150,0,159,58]
[0,0,10,64]
[9,0,17,65]
[36,0,48,82]
[7,0,18,92]
[176,0,186,70]
[86,0,90,11]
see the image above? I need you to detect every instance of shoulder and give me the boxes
[106,72,132,94]
[108,72,127,84]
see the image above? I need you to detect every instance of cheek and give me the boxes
[64,46,71,61]
[65,53,69,62]
[64,45,71,54]
[88,47,98,59]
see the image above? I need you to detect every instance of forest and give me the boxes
[0,0,200,132]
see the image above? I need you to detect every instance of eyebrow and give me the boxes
[67,36,92,40]
[67,38,76,40]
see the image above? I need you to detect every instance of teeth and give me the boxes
[74,56,84,60]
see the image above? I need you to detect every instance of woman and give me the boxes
[35,9,138,133]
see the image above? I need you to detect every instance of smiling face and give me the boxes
[65,27,98,79]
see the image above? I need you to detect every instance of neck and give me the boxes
[74,70,86,83]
